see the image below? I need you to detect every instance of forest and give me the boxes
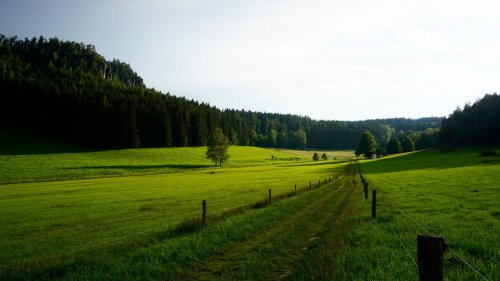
[0,35,442,150]
[440,93,500,146]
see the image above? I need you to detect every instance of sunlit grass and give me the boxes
[0,147,347,275]
[333,147,500,280]
[0,146,315,183]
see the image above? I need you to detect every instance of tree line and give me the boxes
[440,93,500,146]
[0,35,442,150]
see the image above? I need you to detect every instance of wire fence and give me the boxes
[6,167,350,269]
[356,163,494,281]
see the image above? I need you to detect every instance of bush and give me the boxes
[312,152,319,161]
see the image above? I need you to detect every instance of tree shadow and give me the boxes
[64,164,211,171]
[360,147,500,175]
[277,160,348,168]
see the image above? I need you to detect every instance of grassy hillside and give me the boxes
[0,147,349,277]
[0,144,351,185]
[2,125,497,280]
[328,148,499,280]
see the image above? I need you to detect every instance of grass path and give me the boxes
[177,167,357,281]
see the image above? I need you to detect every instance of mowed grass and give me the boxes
[0,145,317,184]
[0,145,348,277]
[332,147,500,280]
[1,173,352,281]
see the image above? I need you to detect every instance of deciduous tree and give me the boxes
[312,152,319,161]
[386,138,403,154]
[399,136,415,152]
[355,131,378,158]
[206,128,230,167]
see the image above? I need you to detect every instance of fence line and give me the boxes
[19,168,349,269]
[448,247,489,281]
[357,167,492,281]
[388,223,418,269]
[69,173,343,230]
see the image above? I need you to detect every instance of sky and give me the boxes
[1,0,500,121]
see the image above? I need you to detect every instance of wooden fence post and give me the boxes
[318,179,320,187]
[202,200,207,227]
[324,178,326,184]
[371,190,376,219]
[268,188,272,205]
[364,182,368,199]
[417,234,447,281]
[310,182,312,190]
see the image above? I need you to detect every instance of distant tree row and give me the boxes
[0,35,442,150]
[386,136,415,154]
[440,94,500,146]
[356,131,422,158]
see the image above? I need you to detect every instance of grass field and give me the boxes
[0,143,350,280]
[1,133,499,280]
[328,147,500,280]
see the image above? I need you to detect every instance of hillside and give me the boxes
[0,35,441,150]
[1,148,497,280]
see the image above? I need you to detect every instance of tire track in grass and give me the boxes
[177,175,356,281]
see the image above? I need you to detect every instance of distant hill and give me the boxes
[0,35,441,150]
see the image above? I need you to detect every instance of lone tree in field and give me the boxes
[386,138,403,154]
[321,153,328,160]
[355,131,378,158]
[312,152,320,161]
[206,128,230,167]
[399,136,415,152]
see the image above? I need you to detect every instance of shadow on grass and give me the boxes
[64,164,211,171]
[361,147,500,175]
[277,160,349,168]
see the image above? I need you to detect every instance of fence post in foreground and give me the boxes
[268,188,272,205]
[364,182,368,199]
[202,200,207,227]
[310,182,312,190]
[417,234,447,281]
[324,178,327,184]
[318,179,320,187]
[371,190,376,220]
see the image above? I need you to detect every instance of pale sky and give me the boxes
[1,0,499,120]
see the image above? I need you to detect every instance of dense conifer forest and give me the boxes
[440,93,500,146]
[0,35,442,150]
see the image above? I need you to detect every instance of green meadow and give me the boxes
[0,144,350,280]
[1,139,498,280]
[323,148,499,280]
